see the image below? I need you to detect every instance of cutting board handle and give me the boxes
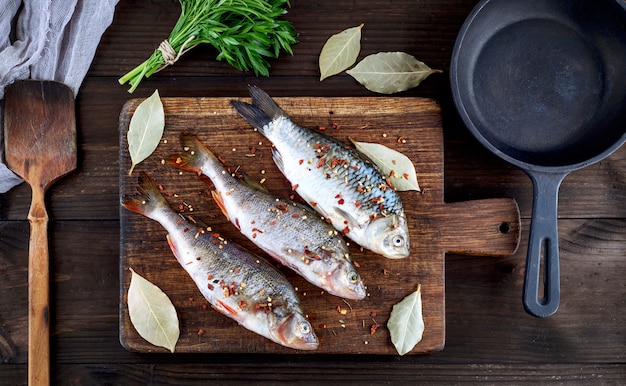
[438,198,521,256]
[27,185,50,386]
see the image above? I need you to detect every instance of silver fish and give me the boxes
[121,173,318,351]
[231,86,410,259]
[169,133,366,300]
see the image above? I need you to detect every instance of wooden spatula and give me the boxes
[3,80,77,385]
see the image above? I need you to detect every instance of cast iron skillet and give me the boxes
[450,0,626,317]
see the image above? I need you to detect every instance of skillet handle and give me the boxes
[523,171,566,318]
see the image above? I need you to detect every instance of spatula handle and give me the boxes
[27,187,50,386]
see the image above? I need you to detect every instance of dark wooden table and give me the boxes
[1,0,625,384]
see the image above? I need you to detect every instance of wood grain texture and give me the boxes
[118,96,519,354]
[4,80,78,385]
[0,0,624,383]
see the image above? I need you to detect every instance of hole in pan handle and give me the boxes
[523,170,566,318]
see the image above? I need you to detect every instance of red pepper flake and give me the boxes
[211,233,221,239]
[292,184,299,191]
[310,201,317,207]
[355,201,361,208]
[318,126,326,131]
[275,203,289,212]
[351,165,360,171]
[337,198,345,205]
[317,157,326,168]
[197,329,205,336]
[354,261,361,268]
[188,297,194,302]
[207,274,214,281]
[299,159,304,165]
[234,218,241,230]
[223,286,231,297]
[342,226,350,236]
[183,227,190,233]
[370,323,380,335]
[319,323,327,329]
[370,311,377,318]
[201,304,208,310]
[403,173,409,180]
[217,155,226,164]
[383,269,390,275]
[239,301,248,309]
[292,213,300,219]
[252,233,257,239]
[207,283,214,291]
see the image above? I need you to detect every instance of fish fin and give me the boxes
[230,100,271,135]
[166,234,184,266]
[121,172,169,218]
[211,190,230,220]
[240,171,269,193]
[168,133,220,174]
[334,206,364,231]
[248,85,284,120]
[271,148,286,175]
[231,86,284,135]
[215,299,239,317]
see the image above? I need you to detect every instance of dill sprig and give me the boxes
[119,0,297,93]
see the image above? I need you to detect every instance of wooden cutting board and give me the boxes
[119,96,520,355]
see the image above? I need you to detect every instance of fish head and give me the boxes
[272,312,319,351]
[364,214,410,258]
[321,259,366,300]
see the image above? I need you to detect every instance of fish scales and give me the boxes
[231,86,411,259]
[169,133,366,300]
[122,172,318,351]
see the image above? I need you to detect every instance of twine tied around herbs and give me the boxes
[156,36,198,71]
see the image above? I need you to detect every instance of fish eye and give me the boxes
[392,235,405,247]
[348,271,359,284]
[299,321,311,334]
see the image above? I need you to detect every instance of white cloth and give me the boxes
[0,0,120,193]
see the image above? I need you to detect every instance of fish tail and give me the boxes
[121,172,169,218]
[231,85,284,135]
[169,133,221,174]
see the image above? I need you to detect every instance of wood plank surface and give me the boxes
[118,96,519,354]
[1,0,625,383]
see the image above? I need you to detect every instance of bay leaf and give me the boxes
[347,52,442,94]
[319,24,363,81]
[350,139,420,191]
[387,284,424,356]
[127,268,180,353]
[128,89,165,175]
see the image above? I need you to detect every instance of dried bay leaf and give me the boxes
[128,268,180,353]
[350,139,420,191]
[347,52,442,94]
[128,89,165,175]
[319,24,363,81]
[387,285,424,356]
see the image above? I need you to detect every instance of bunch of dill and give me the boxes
[119,0,297,93]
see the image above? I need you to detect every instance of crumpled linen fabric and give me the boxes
[0,0,120,193]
